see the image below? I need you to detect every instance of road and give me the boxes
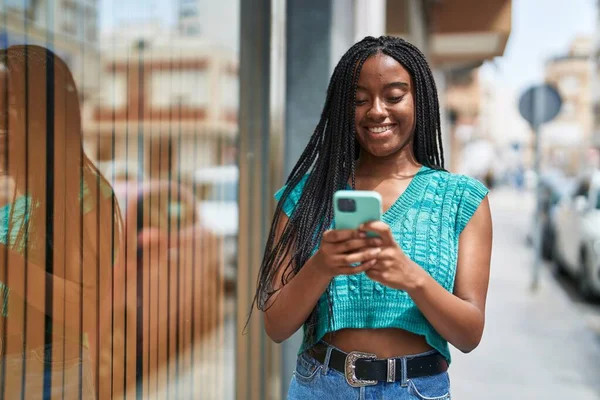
[450,187,600,399]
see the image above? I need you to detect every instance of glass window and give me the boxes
[0,1,240,398]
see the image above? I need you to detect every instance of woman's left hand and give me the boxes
[359,221,426,292]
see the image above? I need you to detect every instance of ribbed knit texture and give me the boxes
[274,165,489,363]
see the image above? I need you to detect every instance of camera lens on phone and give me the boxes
[338,198,356,212]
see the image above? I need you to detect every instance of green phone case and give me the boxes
[333,190,382,236]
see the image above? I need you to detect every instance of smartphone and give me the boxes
[333,190,382,237]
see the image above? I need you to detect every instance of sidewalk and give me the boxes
[449,187,600,399]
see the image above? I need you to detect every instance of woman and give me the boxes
[0,45,123,399]
[254,36,492,399]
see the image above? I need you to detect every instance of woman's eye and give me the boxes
[388,96,404,103]
[355,99,367,106]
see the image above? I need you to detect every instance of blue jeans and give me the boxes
[288,343,451,400]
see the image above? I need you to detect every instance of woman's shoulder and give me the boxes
[422,167,488,196]
[81,174,116,214]
[274,174,311,217]
[430,170,489,234]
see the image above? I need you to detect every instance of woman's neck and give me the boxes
[355,150,421,180]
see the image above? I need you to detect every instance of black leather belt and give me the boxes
[309,343,448,387]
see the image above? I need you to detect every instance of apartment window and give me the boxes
[151,69,208,107]
[219,74,239,108]
[101,72,126,108]
[62,2,77,35]
[559,75,580,97]
[4,0,32,11]
[186,25,200,35]
[86,7,97,42]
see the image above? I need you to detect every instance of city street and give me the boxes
[450,187,600,399]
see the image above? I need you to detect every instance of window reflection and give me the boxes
[0,0,239,398]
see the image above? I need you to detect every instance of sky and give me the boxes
[480,0,596,94]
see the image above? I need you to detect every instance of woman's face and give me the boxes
[354,53,416,159]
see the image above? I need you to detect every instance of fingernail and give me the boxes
[371,248,381,255]
[359,232,367,238]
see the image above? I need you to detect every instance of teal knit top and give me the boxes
[274,165,489,363]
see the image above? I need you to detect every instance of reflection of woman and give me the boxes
[0,45,122,398]
[254,36,492,398]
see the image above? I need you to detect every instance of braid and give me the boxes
[250,36,445,346]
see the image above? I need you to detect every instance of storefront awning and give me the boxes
[428,0,511,68]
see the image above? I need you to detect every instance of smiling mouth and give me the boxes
[367,125,396,134]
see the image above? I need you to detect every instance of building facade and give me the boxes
[543,36,593,174]
[0,0,100,93]
[83,28,238,181]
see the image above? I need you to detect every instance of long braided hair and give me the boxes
[253,36,444,346]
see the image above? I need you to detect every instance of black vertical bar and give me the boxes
[0,36,12,398]
[95,33,104,400]
[123,50,131,400]
[135,44,144,400]
[20,23,30,400]
[109,32,118,399]
[155,62,163,400]
[0,24,10,400]
[78,20,87,400]
[146,128,152,399]
[166,137,172,399]
[94,71,101,400]
[62,43,69,400]
[165,52,173,400]
[189,82,199,399]
[42,47,55,400]
[174,55,182,400]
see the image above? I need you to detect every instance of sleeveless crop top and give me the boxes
[274,165,489,363]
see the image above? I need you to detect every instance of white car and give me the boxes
[193,165,238,237]
[193,165,239,284]
[553,171,600,299]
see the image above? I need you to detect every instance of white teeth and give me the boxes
[368,126,393,133]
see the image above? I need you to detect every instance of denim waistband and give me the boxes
[305,340,442,387]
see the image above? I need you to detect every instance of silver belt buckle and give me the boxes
[344,351,377,387]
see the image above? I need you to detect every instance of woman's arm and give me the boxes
[406,197,492,353]
[263,212,380,343]
[0,208,114,329]
[262,213,333,343]
[363,196,493,353]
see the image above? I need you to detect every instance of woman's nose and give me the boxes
[367,98,387,120]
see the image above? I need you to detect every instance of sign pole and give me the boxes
[518,83,562,292]
[531,87,544,291]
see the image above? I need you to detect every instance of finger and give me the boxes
[338,259,377,275]
[334,237,383,254]
[337,247,382,266]
[359,221,394,243]
[372,247,396,260]
[323,229,364,243]
[365,268,381,282]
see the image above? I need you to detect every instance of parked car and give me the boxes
[553,171,600,299]
[526,170,575,260]
[190,164,238,291]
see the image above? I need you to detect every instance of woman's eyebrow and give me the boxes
[356,82,409,91]
[384,81,409,89]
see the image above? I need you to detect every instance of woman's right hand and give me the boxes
[313,229,382,278]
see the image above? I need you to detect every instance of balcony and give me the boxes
[428,0,512,68]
